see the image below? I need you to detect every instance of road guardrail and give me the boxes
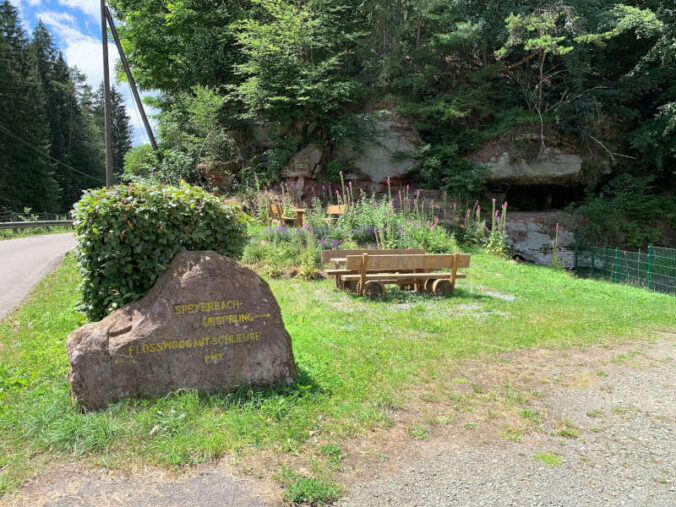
[0,220,73,230]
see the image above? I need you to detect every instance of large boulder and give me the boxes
[283,143,323,178]
[336,115,421,183]
[505,211,576,267]
[67,251,297,410]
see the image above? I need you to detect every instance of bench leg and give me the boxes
[363,281,385,300]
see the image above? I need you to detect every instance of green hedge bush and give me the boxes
[73,183,247,321]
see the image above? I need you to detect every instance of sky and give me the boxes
[9,0,156,146]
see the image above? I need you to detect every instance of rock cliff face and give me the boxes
[335,116,422,183]
[470,133,611,187]
[260,115,608,195]
[481,149,584,185]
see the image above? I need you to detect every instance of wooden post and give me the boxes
[451,252,459,289]
[360,253,368,295]
[100,0,114,187]
[105,6,160,159]
[613,248,620,283]
[646,244,654,289]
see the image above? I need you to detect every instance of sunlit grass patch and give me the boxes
[0,250,674,496]
[534,452,563,467]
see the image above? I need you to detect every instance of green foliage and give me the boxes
[231,0,361,122]
[283,475,340,504]
[415,144,487,199]
[534,452,563,467]
[572,174,674,248]
[72,183,246,320]
[108,0,676,247]
[123,145,158,180]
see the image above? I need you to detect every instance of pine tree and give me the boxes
[0,0,59,212]
[95,84,133,178]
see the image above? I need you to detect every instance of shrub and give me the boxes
[73,183,247,321]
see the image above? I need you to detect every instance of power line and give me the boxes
[0,122,106,184]
[125,79,151,145]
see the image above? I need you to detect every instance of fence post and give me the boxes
[591,246,595,277]
[613,248,620,282]
[646,244,654,289]
[574,243,578,271]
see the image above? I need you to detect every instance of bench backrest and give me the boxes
[270,203,283,219]
[345,253,471,272]
[327,204,347,216]
[321,248,424,264]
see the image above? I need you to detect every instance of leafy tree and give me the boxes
[495,6,579,151]
[231,0,362,127]
[109,0,249,93]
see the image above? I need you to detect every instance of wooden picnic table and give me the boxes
[294,208,306,227]
[325,251,472,298]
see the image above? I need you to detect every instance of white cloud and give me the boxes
[27,0,43,6]
[38,10,114,89]
[38,8,156,146]
[58,0,99,20]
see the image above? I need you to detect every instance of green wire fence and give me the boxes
[574,244,676,295]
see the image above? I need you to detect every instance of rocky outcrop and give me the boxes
[473,146,585,186]
[505,212,577,267]
[197,160,238,190]
[336,115,421,183]
[283,143,323,178]
[67,251,298,410]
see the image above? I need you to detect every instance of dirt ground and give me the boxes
[3,335,674,506]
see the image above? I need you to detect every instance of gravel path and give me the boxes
[2,463,268,507]
[340,340,675,506]
[3,339,673,506]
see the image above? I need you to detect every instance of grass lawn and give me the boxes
[0,226,73,241]
[0,252,674,499]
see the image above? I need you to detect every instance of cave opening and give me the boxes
[490,184,587,211]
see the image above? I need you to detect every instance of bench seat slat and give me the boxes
[340,272,467,281]
[321,248,425,264]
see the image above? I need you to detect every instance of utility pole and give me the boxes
[105,6,160,160]
[101,0,114,188]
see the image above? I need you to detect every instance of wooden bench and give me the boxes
[321,248,424,287]
[324,204,347,224]
[340,253,471,298]
[270,204,296,226]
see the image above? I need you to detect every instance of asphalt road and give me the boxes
[0,233,76,320]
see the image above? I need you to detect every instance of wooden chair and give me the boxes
[338,253,471,298]
[324,204,347,224]
[270,204,295,226]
